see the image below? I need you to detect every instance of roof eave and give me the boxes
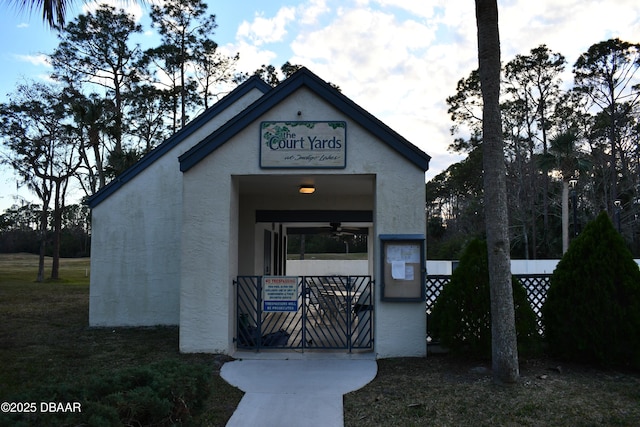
[85,76,272,208]
[179,68,430,173]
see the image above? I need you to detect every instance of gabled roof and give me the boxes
[86,76,272,208]
[179,67,431,172]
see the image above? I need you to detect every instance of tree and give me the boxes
[430,239,539,358]
[445,46,583,259]
[504,45,567,258]
[250,62,345,90]
[3,0,150,28]
[1,203,91,256]
[124,84,172,153]
[49,5,143,158]
[1,83,55,281]
[147,0,219,129]
[0,82,81,280]
[193,40,241,110]
[138,43,186,134]
[69,92,114,195]
[543,212,640,368]
[3,0,71,28]
[0,203,40,233]
[253,64,287,87]
[426,147,484,258]
[538,130,592,253]
[437,37,640,258]
[504,46,567,155]
[573,38,640,216]
[0,203,41,253]
[59,203,91,256]
[104,147,142,179]
[475,0,519,383]
[446,69,483,153]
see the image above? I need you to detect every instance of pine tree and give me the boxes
[543,211,640,368]
[430,239,539,359]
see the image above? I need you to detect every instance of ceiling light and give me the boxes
[299,185,315,194]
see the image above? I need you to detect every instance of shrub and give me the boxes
[0,359,213,426]
[543,211,640,369]
[430,239,540,358]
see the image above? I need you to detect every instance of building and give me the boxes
[87,68,431,358]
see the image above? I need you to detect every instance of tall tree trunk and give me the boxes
[51,180,62,280]
[609,92,617,216]
[541,103,550,258]
[90,127,105,190]
[37,207,47,283]
[180,42,187,129]
[475,0,519,383]
[561,180,569,254]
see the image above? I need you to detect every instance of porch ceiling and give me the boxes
[237,174,374,197]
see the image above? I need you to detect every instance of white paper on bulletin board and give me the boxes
[391,261,405,279]
[404,264,414,280]
[391,262,415,281]
[386,244,421,264]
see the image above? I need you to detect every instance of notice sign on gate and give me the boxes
[263,276,299,312]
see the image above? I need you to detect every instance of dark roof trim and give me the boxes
[85,76,272,208]
[179,67,430,173]
[256,209,373,223]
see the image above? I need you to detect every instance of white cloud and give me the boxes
[284,3,477,174]
[223,0,639,180]
[372,0,444,19]
[237,7,296,46]
[297,0,330,25]
[220,41,277,74]
[291,8,436,79]
[16,54,50,67]
[499,0,640,65]
[1,0,639,212]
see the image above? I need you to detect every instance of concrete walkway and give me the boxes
[221,354,378,427]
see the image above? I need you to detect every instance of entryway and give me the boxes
[235,275,374,351]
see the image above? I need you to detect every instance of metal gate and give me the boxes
[235,275,374,351]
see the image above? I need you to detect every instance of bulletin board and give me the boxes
[380,234,425,301]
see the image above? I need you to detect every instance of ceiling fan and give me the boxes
[327,222,365,236]
[285,222,369,236]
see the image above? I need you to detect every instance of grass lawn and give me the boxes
[1,253,639,426]
[0,253,242,426]
[344,356,640,426]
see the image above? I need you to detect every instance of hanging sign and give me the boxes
[260,121,346,168]
[263,276,299,312]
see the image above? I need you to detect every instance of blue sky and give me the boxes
[1,0,639,211]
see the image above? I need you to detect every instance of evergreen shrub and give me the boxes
[0,360,213,426]
[430,239,540,358]
[543,211,640,369]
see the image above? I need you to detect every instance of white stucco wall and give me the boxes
[372,153,426,358]
[89,158,182,326]
[89,87,265,327]
[179,86,427,357]
[180,165,235,352]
